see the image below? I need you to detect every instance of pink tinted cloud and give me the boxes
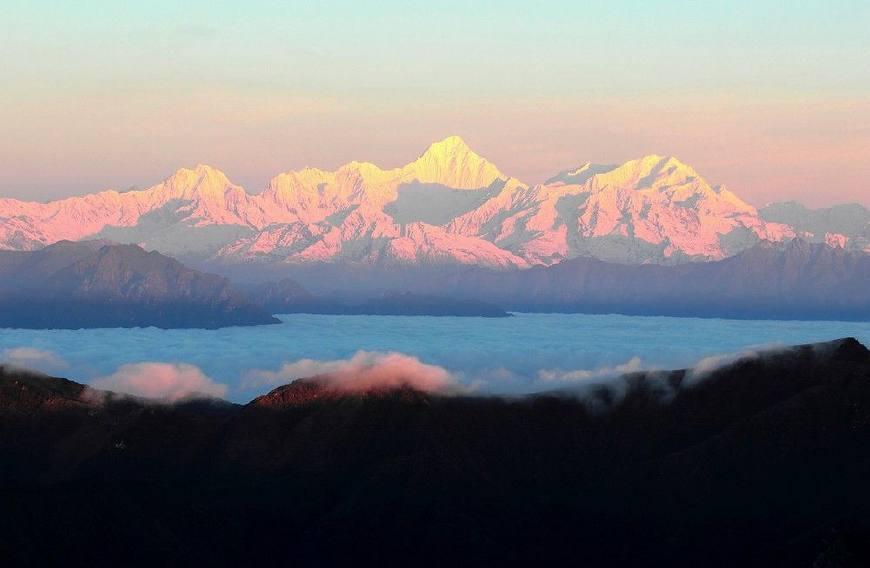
[244,351,455,394]
[91,362,228,401]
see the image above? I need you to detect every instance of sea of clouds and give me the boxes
[1,313,868,402]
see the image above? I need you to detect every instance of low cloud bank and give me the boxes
[91,362,228,402]
[536,357,665,409]
[244,351,456,393]
[0,347,68,374]
[538,357,643,383]
[683,343,785,387]
[534,344,789,409]
[3,339,799,406]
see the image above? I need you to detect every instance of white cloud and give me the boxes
[91,362,228,402]
[537,356,643,383]
[0,347,68,373]
[684,351,760,387]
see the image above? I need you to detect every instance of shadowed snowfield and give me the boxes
[1,313,869,402]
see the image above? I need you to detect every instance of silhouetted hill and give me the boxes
[437,239,870,320]
[0,241,279,328]
[1,338,870,565]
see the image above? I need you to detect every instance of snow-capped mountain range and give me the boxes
[1,136,865,267]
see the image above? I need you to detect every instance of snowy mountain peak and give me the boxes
[0,139,817,265]
[557,155,717,202]
[543,155,703,191]
[615,154,697,181]
[160,164,238,201]
[404,136,505,189]
[168,164,230,182]
[339,161,396,185]
[421,135,473,156]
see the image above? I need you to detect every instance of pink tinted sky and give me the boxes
[1,1,868,207]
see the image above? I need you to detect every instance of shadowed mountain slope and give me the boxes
[432,239,870,320]
[0,241,278,328]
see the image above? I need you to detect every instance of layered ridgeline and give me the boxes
[237,239,870,321]
[2,136,840,268]
[2,338,870,564]
[0,241,278,328]
[759,201,870,251]
[430,239,870,320]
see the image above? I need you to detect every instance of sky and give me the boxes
[1,0,868,207]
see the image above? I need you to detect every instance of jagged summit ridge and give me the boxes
[0,137,821,266]
[157,164,242,201]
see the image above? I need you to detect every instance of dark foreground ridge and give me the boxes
[1,338,870,566]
